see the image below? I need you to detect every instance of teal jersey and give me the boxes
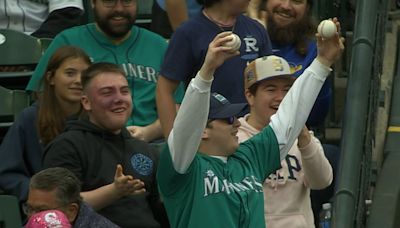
[27,23,184,127]
[157,125,281,228]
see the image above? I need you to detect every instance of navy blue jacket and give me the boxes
[0,103,42,203]
[74,203,120,227]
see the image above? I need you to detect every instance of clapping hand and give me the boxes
[113,164,146,197]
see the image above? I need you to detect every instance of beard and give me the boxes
[94,8,136,39]
[267,13,315,48]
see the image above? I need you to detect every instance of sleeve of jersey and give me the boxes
[160,28,196,81]
[238,126,281,179]
[26,34,68,91]
[49,0,84,11]
[304,43,332,127]
[42,137,83,181]
[167,73,211,173]
[157,73,211,195]
[269,59,331,161]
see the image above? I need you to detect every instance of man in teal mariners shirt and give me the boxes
[26,0,183,142]
[157,25,344,227]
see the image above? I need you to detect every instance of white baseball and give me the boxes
[224,34,241,52]
[317,20,337,39]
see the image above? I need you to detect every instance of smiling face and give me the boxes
[203,117,241,156]
[245,77,294,129]
[49,57,89,105]
[92,0,137,39]
[266,0,308,28]
[82,72,132,134]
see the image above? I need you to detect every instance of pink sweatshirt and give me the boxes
[238,115,333,228]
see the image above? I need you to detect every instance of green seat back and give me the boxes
[0,195,22,228]
[0,86,30,127]
[0,29,42,66]
[136,0,153,28]
[38,38,53,54]
[0,29,43,79]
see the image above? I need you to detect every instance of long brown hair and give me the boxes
[37,46,91,145]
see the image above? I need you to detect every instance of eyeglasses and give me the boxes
[22,203,67,216]
[208,116,236,125]
[101,0,135,8]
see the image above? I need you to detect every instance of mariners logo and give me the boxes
[131,154,153,176]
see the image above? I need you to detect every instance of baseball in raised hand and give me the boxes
[223,33,241,52]
[199,32,240,80]
[316,17,345,67]
[318,19,337,39]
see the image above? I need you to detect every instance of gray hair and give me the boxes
[30,167,82,206]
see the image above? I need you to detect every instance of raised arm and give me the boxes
[168,32,239,173]
[270,19,344,161]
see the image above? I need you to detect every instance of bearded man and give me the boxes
[265,0,332,129]
[264,1,340,226]
[27,0,184,143]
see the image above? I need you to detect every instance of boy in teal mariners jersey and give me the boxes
[157,24,344,227]
[26,0,183,142]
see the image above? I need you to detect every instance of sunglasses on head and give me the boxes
[208,116,236,125]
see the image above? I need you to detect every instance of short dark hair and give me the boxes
[81,62,126,91]
[248,83,259,96]
[30,167,82,206]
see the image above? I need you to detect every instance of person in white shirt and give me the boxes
[0,0,84,38]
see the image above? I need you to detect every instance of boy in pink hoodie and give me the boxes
[237,55,333,228]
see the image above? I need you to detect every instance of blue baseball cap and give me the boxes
[208,93,248,119]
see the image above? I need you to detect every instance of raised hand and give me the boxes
[297,126,312,148]
[199,32,240,80]
[127,125,149,142]
[113,164,146,197]
[316,17,345,67]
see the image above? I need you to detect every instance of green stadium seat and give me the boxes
[0,195,22,228]
[0,85,30,128]
[38,38,53,54]
[0,29,42,78]
[0,29,46,91]
[134,0,153,29]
